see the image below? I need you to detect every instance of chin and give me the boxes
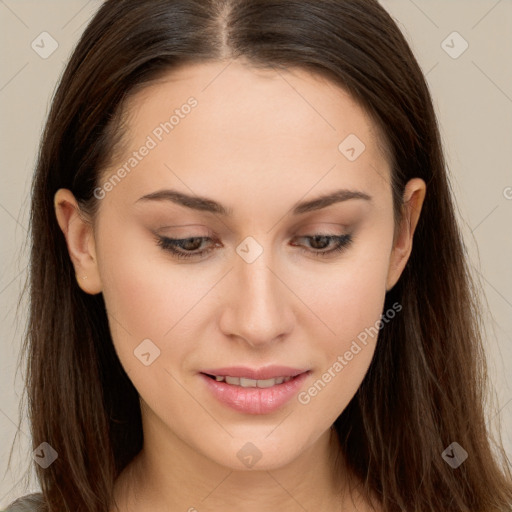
[199,428,323,472]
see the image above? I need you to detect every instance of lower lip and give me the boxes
[200,372,310,415]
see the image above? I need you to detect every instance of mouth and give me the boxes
[199,366,311,414]
[202,373,295,388]
[200,365,307,381]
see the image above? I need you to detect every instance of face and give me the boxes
[56,59,424,472]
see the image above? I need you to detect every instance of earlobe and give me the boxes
[386,178,426,291]
[54,188,103,295]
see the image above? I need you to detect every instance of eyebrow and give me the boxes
[135,188,372,216]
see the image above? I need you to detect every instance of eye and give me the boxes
[291,234,353,258]
[155,233,353,261]
[155,236,218,260]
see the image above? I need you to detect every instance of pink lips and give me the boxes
[200,365,310,415]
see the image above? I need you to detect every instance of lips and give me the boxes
[200,366,310,414]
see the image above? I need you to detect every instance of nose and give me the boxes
[218,246,295,349]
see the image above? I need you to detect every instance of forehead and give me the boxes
[102,59,391,212]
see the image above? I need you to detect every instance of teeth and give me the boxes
[240,378,257,387]
[211,375,294,387]
[256,378,278,388]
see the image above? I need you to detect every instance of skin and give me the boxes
[54,59,426,511]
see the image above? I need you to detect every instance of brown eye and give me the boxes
[291,234,353,257]
[155,236,217,260]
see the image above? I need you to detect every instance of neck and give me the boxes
[111,409,356,511]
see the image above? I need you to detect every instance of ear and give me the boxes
[386,178,426,291]
[54,188,102,294]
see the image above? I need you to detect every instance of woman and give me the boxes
[5,0,512,510]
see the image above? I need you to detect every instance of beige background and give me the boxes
[0,0,511,504]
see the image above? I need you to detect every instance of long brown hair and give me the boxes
[11,0,512,510]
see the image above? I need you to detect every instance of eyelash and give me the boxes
[155,233,353,260]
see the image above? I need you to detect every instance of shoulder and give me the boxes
[2,493,46,512]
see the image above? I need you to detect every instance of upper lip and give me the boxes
[201,366,309,380]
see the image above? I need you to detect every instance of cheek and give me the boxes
[304,232,392,347]
[95,220,205,378]
[294,232,392,418]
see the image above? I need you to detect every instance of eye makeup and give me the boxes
[154,232,353,261]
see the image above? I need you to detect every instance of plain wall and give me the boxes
[0,0,511,505]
